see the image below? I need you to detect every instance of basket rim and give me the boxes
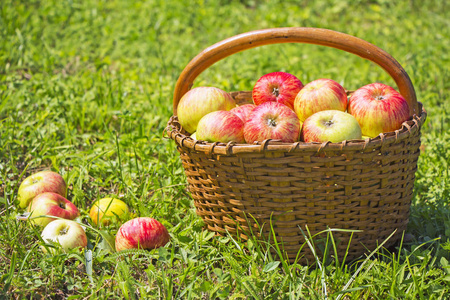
[165,102,427,156]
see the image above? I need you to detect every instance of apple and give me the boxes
[348,83,410,137]
[27,192,79,228]
[177,87,236,134]
[293,78,348,122]
[252,72,304,110]
[243,101,301,144]
[17,170,67,208]
[41,219,87,254]
[230,104,256,122]
[301,110,362,143]
[196,110,245,143]
[115,217,170,252]
[89,197,130,226]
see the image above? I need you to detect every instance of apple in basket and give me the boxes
[40,219,87,254]
[244,101,302,144]
[27,192,80,228]
[252,72,304,110]
[17,170,67,209]
[294,78,348,122]
[177,86,236,134]
[348,83,410,137]
[301,110,362,143]
[230,104,256,122]
[115,217,170,252]
[196,110,245,143]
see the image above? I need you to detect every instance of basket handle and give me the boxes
[173,27,418,117]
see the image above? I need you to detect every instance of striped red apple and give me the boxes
[244,101,302,144]
[348,83,410,137]
[115,217,170,252]
[230,104,256,123]
[294,78,348,122]
[27,192,79,228]
[252,72,304,110]
[18,170,67,209]
[196,110,245,143]
[177,87,236,134]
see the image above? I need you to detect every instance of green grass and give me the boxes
[1,0,449,298]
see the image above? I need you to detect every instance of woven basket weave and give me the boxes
[166,28,427,263]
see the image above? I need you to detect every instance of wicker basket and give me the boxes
[166,27,427,263]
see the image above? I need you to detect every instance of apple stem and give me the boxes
[325,120,334,127]
[272,87,280,97]
[375,95,385,101]
[267,118,277,127]
[60,227,69,235]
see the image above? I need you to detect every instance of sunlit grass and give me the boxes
[1,0,449,298]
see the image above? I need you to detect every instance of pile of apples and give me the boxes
[17,170,170,254]
[177,72,412,144]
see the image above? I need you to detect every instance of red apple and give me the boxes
[294,78,348,122]
[252,72,304,110]
[244,102,301,144]
[301,110,362,143]
[177,87,236,134]
[115,217,170,252]
[196,110,245,143]
[17,170,67,208]
[348,83,410,137]
[230,104,256,122]
[41,219,87,254]
[27,192,79,228]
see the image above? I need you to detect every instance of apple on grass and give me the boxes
[230,104,256,122]
[348,83,410,137]
[18,170,67,208]
[196,110,245,143]
[294,78,348,122]
[115,217,170,252]
[252,72,304,110]
[301,110,362,143]
[89,197,130,226]
[41,219,87,254]
[177,86,236,134]
[27,192,79,228]
[244,101,302,144]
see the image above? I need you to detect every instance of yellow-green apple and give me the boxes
[41,219,87,254]
[196,110,245,143]
[252,72,303,110]
[89,197,130,226]
[190,132,197,140]
[18,170,67,208]
[244,102,302,144]
[177,87,236,134]
[230,104,256,122]
[27,192,79,228]
[294,78,348,122]
[301,110,362,143]
[348,83,410,137]
[115,217,170,252]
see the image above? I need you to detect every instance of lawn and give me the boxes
[1,0,449,298]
